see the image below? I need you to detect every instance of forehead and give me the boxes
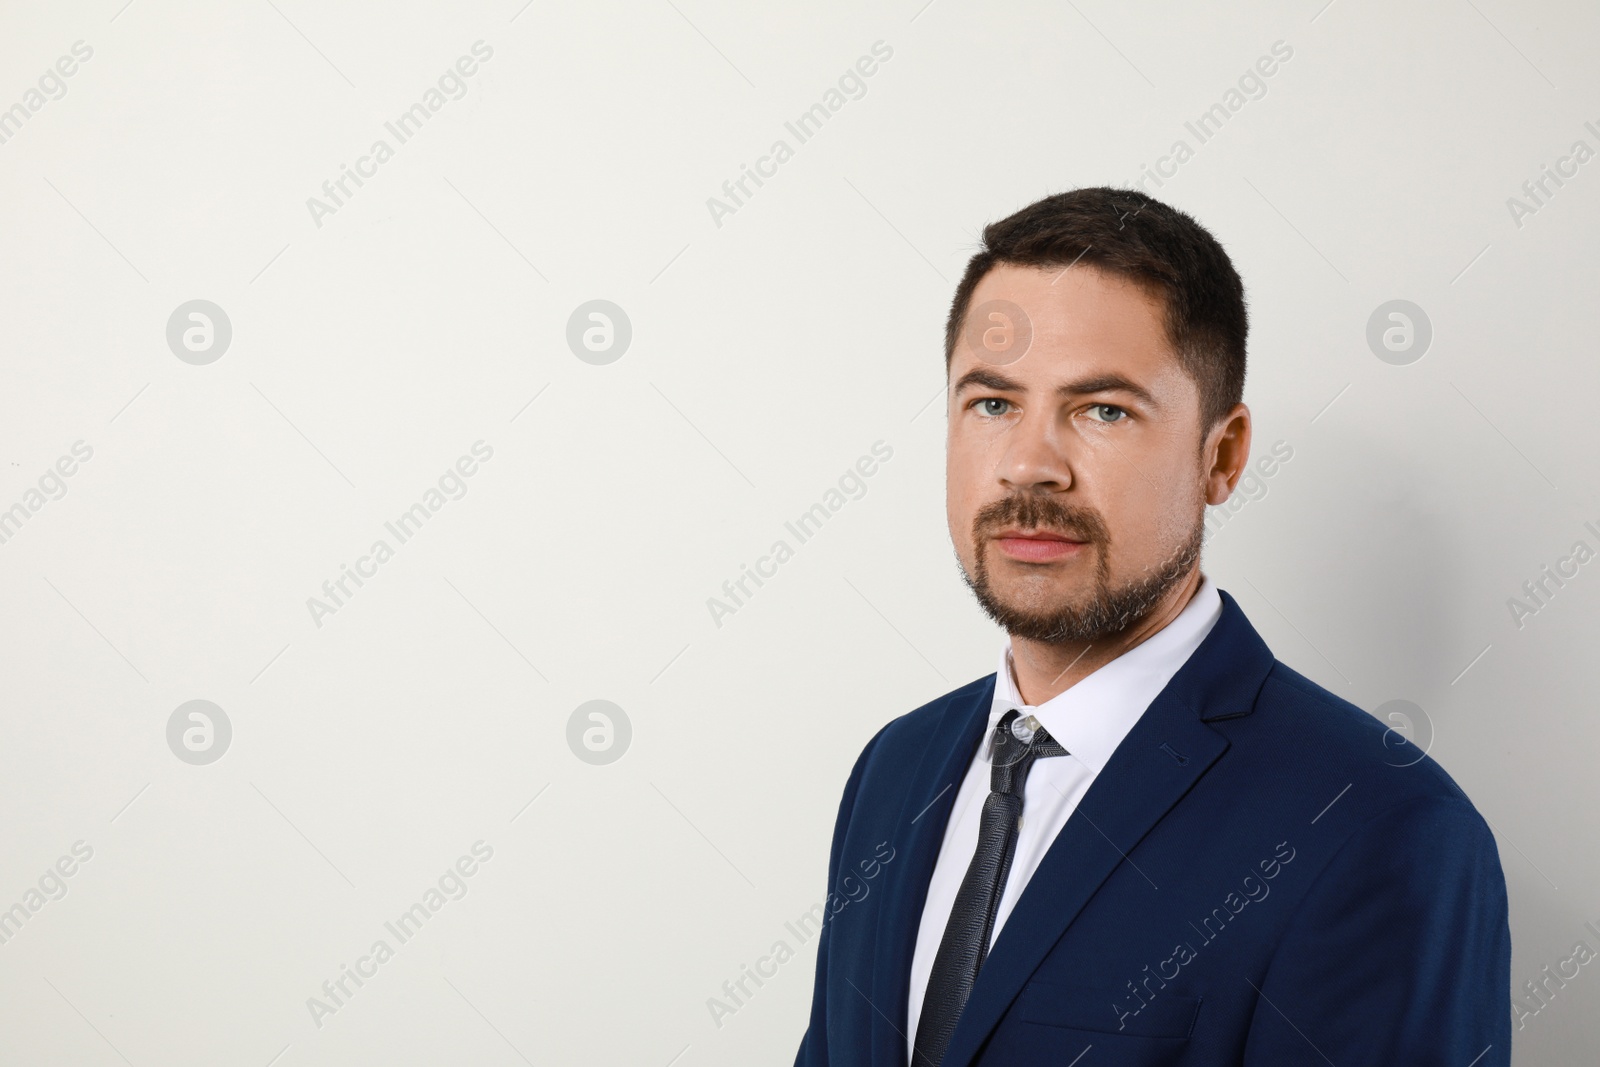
[957,263,1179,379]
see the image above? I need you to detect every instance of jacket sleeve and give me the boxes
[794,722,889,1067]
[1241,793,1513,1065]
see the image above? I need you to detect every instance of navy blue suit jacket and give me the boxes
[795,589,1511,1066]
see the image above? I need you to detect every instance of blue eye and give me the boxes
[1088,404,1127,423]
[972,398,1012,417]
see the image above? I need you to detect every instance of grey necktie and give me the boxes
[912,708,1069,1067]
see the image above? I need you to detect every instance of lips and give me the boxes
[993,528,1083,543]
[991,528,1088,563]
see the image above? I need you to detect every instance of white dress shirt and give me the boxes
[905,573,1223,1057]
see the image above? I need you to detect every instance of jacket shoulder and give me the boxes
[869,672,994,753]
[833,673,994,805]
[1251,659,1479,811]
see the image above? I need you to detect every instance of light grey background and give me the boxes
[1,0,1596,1063]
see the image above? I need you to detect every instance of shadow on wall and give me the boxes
[1253,432,1599,1059]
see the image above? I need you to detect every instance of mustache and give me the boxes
[974,495,1109,544]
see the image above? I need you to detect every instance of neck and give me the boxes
[1007,568,1204,706]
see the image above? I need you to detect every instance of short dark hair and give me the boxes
[945,187,1247,432]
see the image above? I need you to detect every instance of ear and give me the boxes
[1204,403,1252,506]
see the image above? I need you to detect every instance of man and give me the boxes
[794,187,1511,1066]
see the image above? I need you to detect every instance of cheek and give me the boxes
[946,486,974,550]
[1099,459,1201,541]
[945,479,989,565]
[945,450,981,517]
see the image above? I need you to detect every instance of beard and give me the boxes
[956,492,1204,644]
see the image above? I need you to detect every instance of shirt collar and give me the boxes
[988,572,1223,775]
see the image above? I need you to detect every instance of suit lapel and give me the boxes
[938,589,1276,1067]
[868,676,994,1067]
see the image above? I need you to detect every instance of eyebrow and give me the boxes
[951,367,1159,409]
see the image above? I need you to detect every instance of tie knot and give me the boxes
[990,709,1068,794]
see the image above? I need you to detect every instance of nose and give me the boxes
[994,409,1072,494]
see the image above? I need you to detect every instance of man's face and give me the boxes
[946,263,1213,643]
